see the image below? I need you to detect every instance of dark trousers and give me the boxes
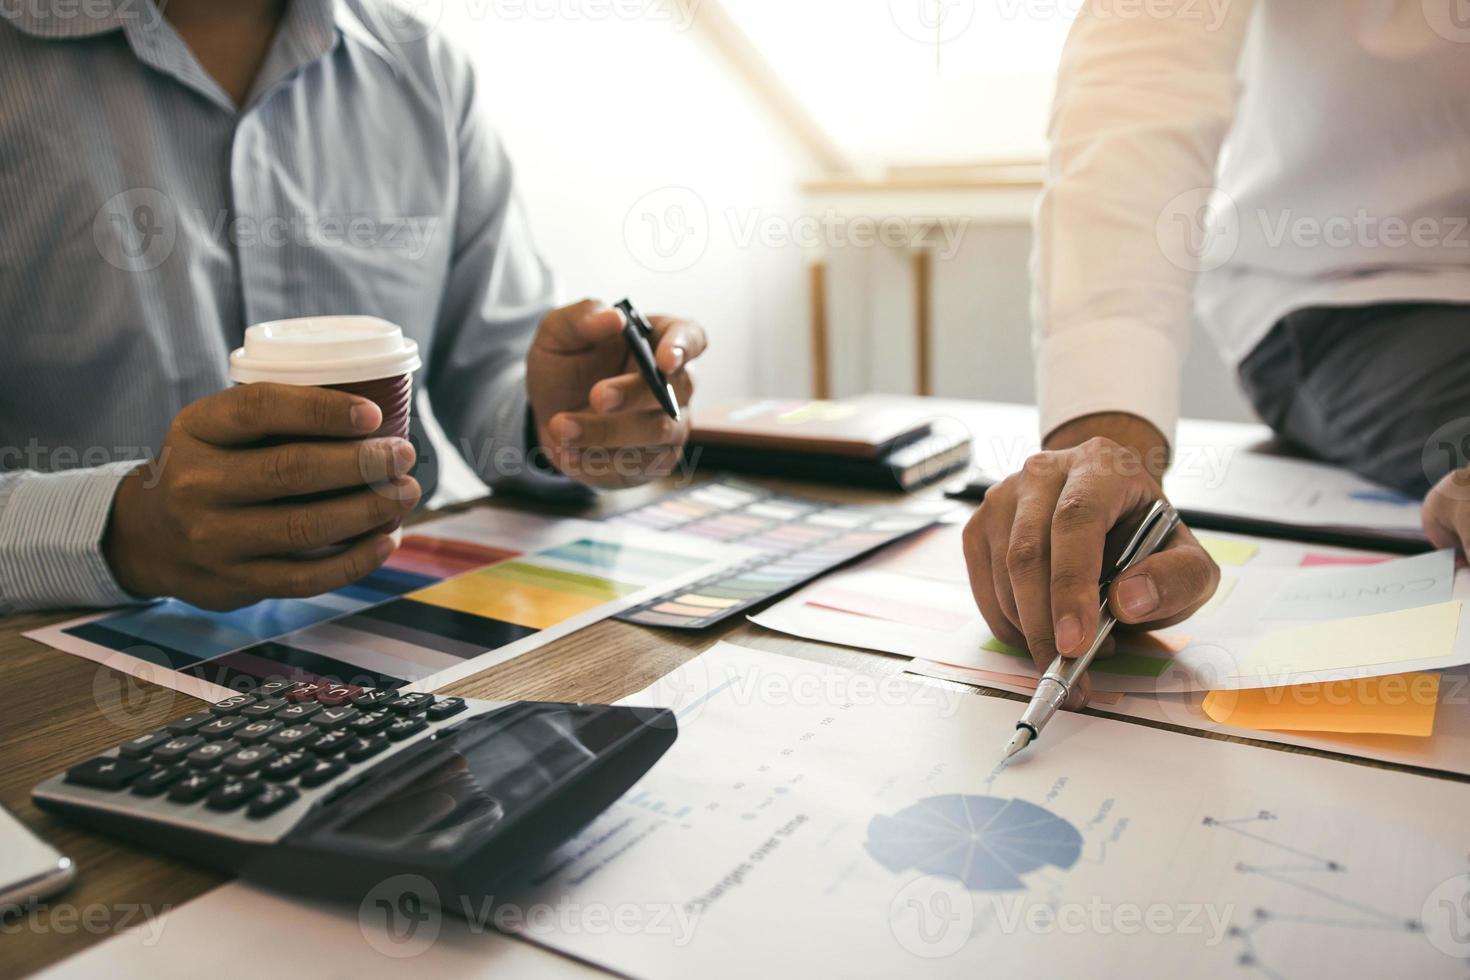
[1237,303,1470,496]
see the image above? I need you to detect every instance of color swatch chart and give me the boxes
[32,510,729,701]
[612,478,949,629]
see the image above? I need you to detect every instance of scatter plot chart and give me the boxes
[1202,812,1425,978]
[865,795,1083,892]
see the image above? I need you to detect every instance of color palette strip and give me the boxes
[614,478,947,630]
[182,537,710,689]
[62,522,716,694]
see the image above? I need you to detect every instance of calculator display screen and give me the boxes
[336,706,637,850]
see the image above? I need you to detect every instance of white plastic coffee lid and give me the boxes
[229,316,422,386]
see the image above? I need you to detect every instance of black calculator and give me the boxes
[33,680,675,912]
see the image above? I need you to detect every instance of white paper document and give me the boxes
[752,525,1470,693]
[1259,549,1454,621]
[506,643,1470,978]
[41,643,1470,980]
[956,401,1427,539]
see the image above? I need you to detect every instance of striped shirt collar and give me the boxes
[0,0,350,58]
[0,0,397,108]
[0,0,157,37]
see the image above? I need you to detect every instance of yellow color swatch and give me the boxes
[412,568,612,629]
[1197,536,1260,567]
[1202,672,1441,737]
[1231,600,1462,680]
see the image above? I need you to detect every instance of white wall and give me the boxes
[437,2,821,404]
[820,210,1259,425]
[420,6,1254,503]
[423,3,822,500]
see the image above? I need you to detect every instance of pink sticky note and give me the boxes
[805,587,973,633]
[1299,553,1393,568]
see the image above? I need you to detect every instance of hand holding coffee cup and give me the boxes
[104,317,422,611]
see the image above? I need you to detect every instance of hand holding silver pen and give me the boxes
[1003,500,1183,761]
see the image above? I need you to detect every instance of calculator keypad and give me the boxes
[187,739,240,769]
[246,784,299,818]
[130,764,188,797]
[197,715,250,739]
[57,683,488,830]
[167,772,224,803]
[234,720,284,745]
[222,746,277,775]
[151,735,204,763]
[206,779,262,812]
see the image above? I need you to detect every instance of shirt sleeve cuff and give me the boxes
[1036,318,1182,451]
[0,461,147,614]
[472,372,592,501]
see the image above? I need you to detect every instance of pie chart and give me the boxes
[865,795,1082,892]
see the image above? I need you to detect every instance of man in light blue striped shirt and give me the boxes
[0,0,704,613]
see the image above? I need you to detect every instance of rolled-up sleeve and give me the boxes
[0,462,143,614]
[1032,0,1255,446]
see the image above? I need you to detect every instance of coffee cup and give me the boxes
[229,316,422,535]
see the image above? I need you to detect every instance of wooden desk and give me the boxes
[0,478,1459,978]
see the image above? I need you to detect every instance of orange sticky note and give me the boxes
[1202,672,1441,738]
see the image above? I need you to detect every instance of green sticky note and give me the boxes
[981,636,1171,677]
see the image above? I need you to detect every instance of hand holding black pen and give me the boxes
[525,299,705,489]
[616,299,681,423]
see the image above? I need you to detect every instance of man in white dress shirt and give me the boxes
[963,0,1470,701]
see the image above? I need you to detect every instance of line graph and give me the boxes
[1203,811,1423,980]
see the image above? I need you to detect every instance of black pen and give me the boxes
[615,298,681,423]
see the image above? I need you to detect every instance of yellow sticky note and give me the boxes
[1197,536,1260,567]
[1232,600,1462,680]
[1202,672,1441,737]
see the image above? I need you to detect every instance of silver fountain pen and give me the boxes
[1002,499,1182,762]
